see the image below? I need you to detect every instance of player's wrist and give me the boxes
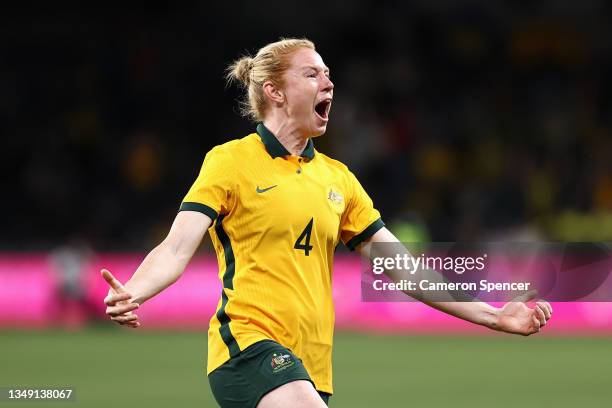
[481,304,501,331]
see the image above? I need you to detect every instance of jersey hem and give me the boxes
[207,333,271,375]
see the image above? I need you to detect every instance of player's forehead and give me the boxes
[288,48,329,73]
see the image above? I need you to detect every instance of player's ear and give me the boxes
[263,80,284,106]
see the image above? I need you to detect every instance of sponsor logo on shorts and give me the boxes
[270,353,295,374]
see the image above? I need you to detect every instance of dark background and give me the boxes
[3,0,612,250]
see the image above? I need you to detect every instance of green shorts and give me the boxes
[208,339,330,408]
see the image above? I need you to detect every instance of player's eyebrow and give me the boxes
[303,65,330,75]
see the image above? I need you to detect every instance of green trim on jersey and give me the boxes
[179,202,218,221]
[346,218,385,251]
[215,214,240,357]
[256,123,315,160]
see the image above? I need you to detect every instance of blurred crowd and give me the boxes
[3,1,612,251]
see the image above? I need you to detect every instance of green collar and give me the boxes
[256,123,315,160]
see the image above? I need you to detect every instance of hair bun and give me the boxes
[234,57,253,87]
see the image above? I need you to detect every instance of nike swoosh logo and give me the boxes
[256,185,278,193]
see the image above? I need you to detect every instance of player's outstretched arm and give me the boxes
[359,227,552,336]
[102,210,212,328]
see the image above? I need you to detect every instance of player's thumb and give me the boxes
[101,269,127,294]
[511,289,538,303]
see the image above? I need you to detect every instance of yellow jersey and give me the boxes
[180,123,383,394]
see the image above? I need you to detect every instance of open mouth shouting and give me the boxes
[314,98,332,122]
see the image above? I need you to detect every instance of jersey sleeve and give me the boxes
[179,146,235,221]
[340,169,385,251]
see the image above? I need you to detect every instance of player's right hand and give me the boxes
[496,290,552,336]
[102,269,141,328]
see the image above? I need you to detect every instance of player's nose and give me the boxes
[321,75,334,93]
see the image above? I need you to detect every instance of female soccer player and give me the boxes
[103,38,552,408]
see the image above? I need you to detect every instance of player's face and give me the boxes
[281,48,334,137]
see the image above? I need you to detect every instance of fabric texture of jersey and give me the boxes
[180,123,384,394]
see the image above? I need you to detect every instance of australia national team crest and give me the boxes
[270,352,295,374]
[327,186,344,213]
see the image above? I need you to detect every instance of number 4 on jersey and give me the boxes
[294,218,314,256]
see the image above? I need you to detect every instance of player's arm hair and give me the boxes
[123,211,212,305]
[358,228,500,330]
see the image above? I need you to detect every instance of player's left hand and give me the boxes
[496,290,552,336]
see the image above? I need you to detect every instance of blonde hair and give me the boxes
[226,38,315,121]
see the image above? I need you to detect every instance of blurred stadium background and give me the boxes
[1,1,611,407]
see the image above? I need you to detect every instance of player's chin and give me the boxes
[311,125,327,137]
[311,114,329,137]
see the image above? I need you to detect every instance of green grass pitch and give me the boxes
[1,328,610,407]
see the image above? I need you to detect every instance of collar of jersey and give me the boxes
[256,123,315,160]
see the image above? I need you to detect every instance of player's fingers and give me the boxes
[536,301,551,320]
[119,318,141,328]
[104,292,132,306]
[101,269,127,293]
[534,305,547,326]
[540,300,553,317]
[522,315,539,336]
[531,315,541,333]
[111,314,139,323]
[106,303,139,317]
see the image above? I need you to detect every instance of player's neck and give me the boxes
[262,117,308,157]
